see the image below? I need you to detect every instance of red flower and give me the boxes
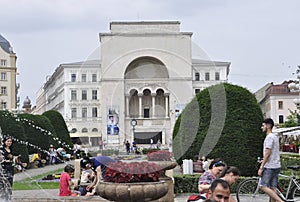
[147,150,173,161]
[104,161,161,183]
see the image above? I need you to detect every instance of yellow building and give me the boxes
[0,35,18,110]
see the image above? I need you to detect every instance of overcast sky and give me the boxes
[1,0,299,107]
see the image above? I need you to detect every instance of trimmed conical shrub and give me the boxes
[173,83,264,176]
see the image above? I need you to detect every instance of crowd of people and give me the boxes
[1,117,285,202]
[188,118,283,202]
[59,154,116,197]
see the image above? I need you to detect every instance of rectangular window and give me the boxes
[1,72,6,80]
[82,107,87,118]
[279,115,284,124]
[195,72,200,81]
[215,72,220,80]
[1,101,6,110]
[71,74,76,82]
[71,90,77,100]
[1,60,6,67]
[144,108,150,118]
[1,86,7,95]
[92,74,97,82]
[71,108,77,118]
[92,107,98,117]
[92,90,97,100]
[195,89,200,94]
[82,90,87,100]
[205,72,210,81]
[81,74,86,82]
[278,101,283,109]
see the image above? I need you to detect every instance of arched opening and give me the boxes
[124,57,168,79]
[155,89,166,117]
[129,89,138,117]
[143,89,151,118]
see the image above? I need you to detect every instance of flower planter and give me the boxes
[96,180,168,202]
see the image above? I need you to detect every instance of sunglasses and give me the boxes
[213,161,224,167]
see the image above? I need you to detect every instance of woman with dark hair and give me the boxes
[220,166,240,185]
[220,166,240,202]
[1,136,15,186]
[198,158,226,193]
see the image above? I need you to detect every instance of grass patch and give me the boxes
[13,168,63,190]
[13,181,59,190]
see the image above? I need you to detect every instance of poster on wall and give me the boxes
[107,106,120,135]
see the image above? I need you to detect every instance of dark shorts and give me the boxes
[259,167,280,189]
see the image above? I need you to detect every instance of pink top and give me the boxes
[59,172,71,196]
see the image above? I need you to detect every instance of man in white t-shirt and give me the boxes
[258,118,283,202]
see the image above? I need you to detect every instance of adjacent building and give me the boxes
[255,81,298,125]
[33,60,101,146]
[35,21,230,147]
[0,35,18,110]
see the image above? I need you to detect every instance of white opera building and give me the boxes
[99,21,230,147]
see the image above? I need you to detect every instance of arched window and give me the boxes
[92,128,98,132]
[70,128,77,133]
[82,128,88,133]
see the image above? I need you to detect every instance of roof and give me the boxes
[0,34,13,53]
[273,126,300,135]
[192,59,231,67]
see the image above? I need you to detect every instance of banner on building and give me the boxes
[107,106,120,135]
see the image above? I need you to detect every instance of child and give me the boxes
[59,164,78,196]
[80,161,94,184]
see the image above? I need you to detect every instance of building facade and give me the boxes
[36,21,230,147]
[255,81,298,125]
[34,60,101,146]
[99,21,230,147]
[0,35,18,110]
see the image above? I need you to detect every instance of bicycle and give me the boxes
[236,164,300,202]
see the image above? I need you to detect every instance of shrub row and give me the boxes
[173,174,296,194]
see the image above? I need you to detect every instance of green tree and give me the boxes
[0,110,29,163]
[43,110,73,152]
[173,83,264,176]
[280,109,300,127]
[18,113,55,159]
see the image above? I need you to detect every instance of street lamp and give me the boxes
[131,119,137,140]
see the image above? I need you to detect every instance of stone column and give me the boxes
[151,93,156,118]
[74,159,81,187]
[138,93,143,118]
[164,93,169,118]
[125,94,129,118]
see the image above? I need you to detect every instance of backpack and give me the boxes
[187,194,206,201]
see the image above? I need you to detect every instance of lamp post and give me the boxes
[131,119,137,141]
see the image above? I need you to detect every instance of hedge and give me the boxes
[0,110,29,163]
[173,174,296,195]
[173,83,264,177]
[43,110,73,153]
